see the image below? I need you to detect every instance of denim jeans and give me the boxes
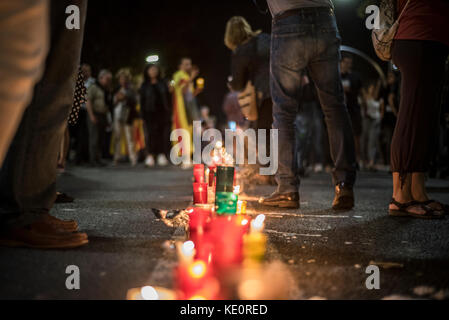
[295,101,324,171]
[270,8,356,193]
[0,0,87,229]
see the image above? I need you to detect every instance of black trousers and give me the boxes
[0,0,87,228]
[391,40,449,175]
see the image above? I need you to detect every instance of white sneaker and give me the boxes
[314,163,323,173]
[157,154,169,166]
[181,162,192,170]
[145,155,155,167]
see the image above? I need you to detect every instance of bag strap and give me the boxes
[397,0,411,22]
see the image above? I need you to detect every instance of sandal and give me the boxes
[389,198,444,219]
[418,200,449,215]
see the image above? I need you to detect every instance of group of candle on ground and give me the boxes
[126,211,269,300]
[128,142,279,300]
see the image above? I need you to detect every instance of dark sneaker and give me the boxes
[259,192,300,209]
[332,182,354,211]
[55,192,74,204]
[41,213,79,232]
[0,218,88,249]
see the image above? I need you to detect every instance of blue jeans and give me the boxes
[270,8,356,193]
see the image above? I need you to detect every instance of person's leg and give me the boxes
[0,0,49,167]
[367,119,377,166]
[390,40,447,217]
[88,116,99,164]
[307,16,356,187]
[0,0,86,219]
[0,0,88,246]
[306,11,356,210]
[124,124,137,165]
[113,118,122,164]
[269,17,308,194]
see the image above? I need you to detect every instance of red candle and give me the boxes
[193,164,205,183]
[188,207,211,230]
[208,216,244,269]
[208,166,216,187]
[175,259,220,300]
[193,182,208,204]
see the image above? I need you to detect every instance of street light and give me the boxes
[145,55,159,63]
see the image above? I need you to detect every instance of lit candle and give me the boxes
[208,166,216,187]
[193,182,208,204]
[250,214,266,233]
[215,192,238,215]
[193,164,205,183]
[196,77,205,89]
[208,216,244,269]
[236,200,247,215]
[175,259,220,300]
[215,166,235,193]
[188,207,211,232]
[243,214,267,264]
[177,240,196,265]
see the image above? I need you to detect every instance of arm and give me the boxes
[86,86,97,124]
[380,98,385,119]
[388,93,398,116]
[86,98,96,124]
[229,52,250,92]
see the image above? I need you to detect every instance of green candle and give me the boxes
[215,166,234,192]
[215,192,238,215]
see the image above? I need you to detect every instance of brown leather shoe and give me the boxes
[259,191,300,209]
[332,182,354,211]
[0,219,88,249]
[41,213,78,232]
[55,192,74,203]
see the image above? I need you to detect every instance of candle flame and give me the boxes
[141,286,159,300]
[251,214,266,232]
[189,260,207,279]
[215,141,223,149]
[182,241,195,256]
[241,219,249,226]
[189,295,207,300]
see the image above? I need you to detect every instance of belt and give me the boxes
[275,6,333,21]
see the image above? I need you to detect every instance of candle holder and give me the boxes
[208,166,216,187]
[208,216,244,269]
[193,182,208,204]
[215,192,238,215]
[175,259,220,300]
[236,200,247,214]
[193,164,205,183]
[215,166,234,193]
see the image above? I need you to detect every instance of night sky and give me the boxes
[81,0,381,125]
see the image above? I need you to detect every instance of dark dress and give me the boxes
[391,0,449,179]
[139,80,171,156]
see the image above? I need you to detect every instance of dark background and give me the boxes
[81,0,383,125]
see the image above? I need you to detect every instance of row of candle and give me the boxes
[176,207,267,299]
[193,164,245,215]
[177,154,267,300]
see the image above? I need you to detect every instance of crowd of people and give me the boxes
[65,58,208,170]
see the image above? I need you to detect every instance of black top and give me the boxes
[230,33,271,102]
[139,80,170,117]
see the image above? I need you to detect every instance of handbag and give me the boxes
[237,81,258,121]
[371,0,411,61]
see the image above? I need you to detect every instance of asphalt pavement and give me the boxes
[0,164,448,300]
